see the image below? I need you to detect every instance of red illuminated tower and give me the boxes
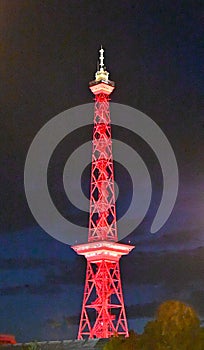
[72,47,134,339]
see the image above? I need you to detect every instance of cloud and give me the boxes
[126,302,159,319]
[121,247,204,290]
[131,228,204,252]
[0,258,46,270]
[0,285,23,296]
[1,247,203,302]
[0,255,85,296]
[0,283,63,296]
[187,290,204,315]
[62,303,158,325]
[46,319,62,329]
[0,243,203,333]
[38,247,204,295]
[0,255,84,278]
[61,296,204,326]
[64,315,80,326]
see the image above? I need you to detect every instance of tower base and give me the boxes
[72,241,134,339]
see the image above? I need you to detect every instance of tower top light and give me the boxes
[90,46,115,94]
[95,46,110,83]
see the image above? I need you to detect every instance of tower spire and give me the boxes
[94,46,111,84]
[72,48,134,339]
[99,45,104,70]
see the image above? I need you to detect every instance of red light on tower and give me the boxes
[72,47,134,339]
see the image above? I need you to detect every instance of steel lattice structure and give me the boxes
[72,47,134,339]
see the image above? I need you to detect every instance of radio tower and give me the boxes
[72,47,134,339]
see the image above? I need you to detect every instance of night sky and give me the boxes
[0,0,203,342]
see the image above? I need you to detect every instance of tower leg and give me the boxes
[78,259,129,339]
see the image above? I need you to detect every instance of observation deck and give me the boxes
[72,241,134,262]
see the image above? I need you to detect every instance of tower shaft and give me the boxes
[72,47,134,339]
[89,92,117,242]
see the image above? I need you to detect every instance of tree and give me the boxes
[103,333,124,350]
[196,327,204,350]
[138,300,201,350]
[103,330,138,350]
[123,330,138,349]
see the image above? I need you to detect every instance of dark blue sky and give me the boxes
[0,0,203,342]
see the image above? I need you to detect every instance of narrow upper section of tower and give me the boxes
[89,46,115,95]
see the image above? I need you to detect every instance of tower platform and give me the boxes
[72,241,134,262]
